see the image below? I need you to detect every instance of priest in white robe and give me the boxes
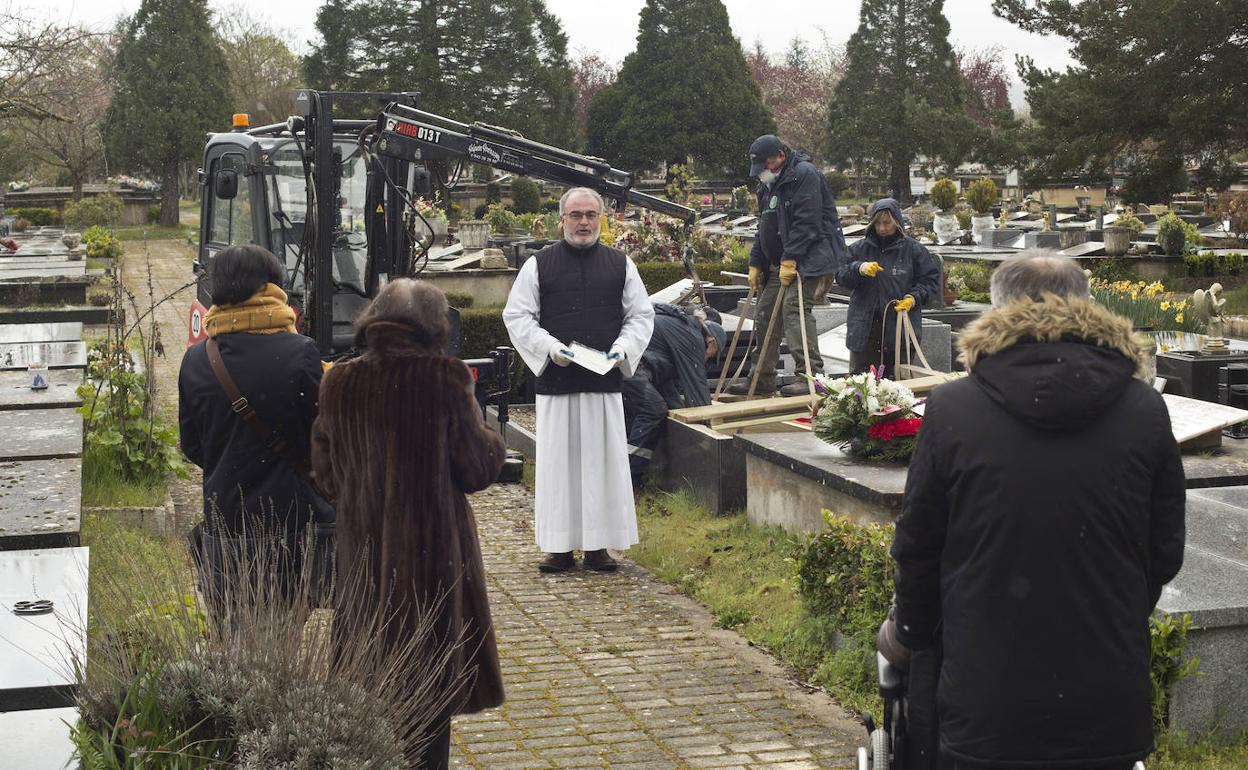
[503,187,654,573]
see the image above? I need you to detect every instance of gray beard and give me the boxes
[563,233,601,249]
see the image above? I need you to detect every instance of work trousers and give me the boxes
[621,372,668,479]
[748,273,831,385]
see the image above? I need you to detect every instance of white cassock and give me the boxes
[503,254,655,552]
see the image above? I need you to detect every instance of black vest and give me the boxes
[535,241,627,395]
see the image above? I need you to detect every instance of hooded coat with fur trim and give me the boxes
[892,296,1186,767]
[311,322,506,719]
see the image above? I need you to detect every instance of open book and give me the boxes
[568,342,616,375]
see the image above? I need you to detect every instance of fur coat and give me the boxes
[892,295,1185,766]
[311,321,505,718]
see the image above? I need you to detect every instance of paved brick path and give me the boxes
[458,484,860,769]
[124,237,863,769]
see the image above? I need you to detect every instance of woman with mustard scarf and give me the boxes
[177,244,333,618]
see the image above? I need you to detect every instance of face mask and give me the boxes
[757,169,778,184]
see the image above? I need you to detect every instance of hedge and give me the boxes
[635,257,749,295]
[457,306,509,359]
[8,207,62,226]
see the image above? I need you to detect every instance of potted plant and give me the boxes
[930,178,959,242]
[966,178,998,243]
[414,197,448,246]
[1157,213,1197,257]
[1103,210,1144,256]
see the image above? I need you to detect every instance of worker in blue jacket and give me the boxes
[728,135,848,396]
[836,198,941,374]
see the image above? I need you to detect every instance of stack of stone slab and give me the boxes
[0,320,88,765]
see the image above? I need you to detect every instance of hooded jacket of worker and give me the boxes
[747,150,847,278]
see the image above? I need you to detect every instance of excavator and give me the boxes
[186,89,698,362]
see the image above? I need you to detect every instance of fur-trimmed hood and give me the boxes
[957,296,1153,431]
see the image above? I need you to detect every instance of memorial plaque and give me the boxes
[0,370,83,411]
[0,341,87,371]
[0,323,82,345]
[1162,393,1248,443]
[0,547,88,710]
[0,459,81,550]
[0,707,78,769]
[0,409,82,460]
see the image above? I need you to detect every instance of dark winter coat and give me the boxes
[835,198,941,353]
[311,322,506,718]
[892,296,1186,767]
[747,151,847,278]
[641,303,711,409]
[178,330,333,534]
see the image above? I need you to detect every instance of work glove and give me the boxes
[859,261,883,278]
[606,346,627,369]
[894,295,915,313]
[748,265,763,292]
[779,259,798,287]
[548,341,575,367]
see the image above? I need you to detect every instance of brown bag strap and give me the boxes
[205,338,312,478]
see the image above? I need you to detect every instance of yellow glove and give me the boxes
[748,265,763,292]
[779,259,798,286]
[894,295,915,313]
[860,261,883,277]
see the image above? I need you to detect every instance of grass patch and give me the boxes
[1221,284,1248,316]
[81,445,168,508]
[630,490,881,717]
[114,224,194,242]
[80,511,194,635]
[1153,732,1248,769]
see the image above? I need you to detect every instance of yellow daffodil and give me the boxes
[1161,301,1171,310]
[1175,313,1184,323]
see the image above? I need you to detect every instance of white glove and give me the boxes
[549,341,574,367]
[606,346,626,369]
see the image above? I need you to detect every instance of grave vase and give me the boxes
[971,214,995,244]
[458,220,489,250]
[933,211,960,242]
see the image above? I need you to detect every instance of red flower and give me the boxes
[868,417,921,441]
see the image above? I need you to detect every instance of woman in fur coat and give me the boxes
[312,279,505,770]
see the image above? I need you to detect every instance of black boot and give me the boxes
[538,551,575,573]
[582,549,618,572]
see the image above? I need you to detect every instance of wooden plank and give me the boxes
[670,394,815,424]
[902,371,967,394]
[710,411,810,431]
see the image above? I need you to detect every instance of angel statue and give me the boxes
[1193,283,1230,353]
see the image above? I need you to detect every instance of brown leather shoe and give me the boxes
[538,551,575,573]
[582,549,618,572]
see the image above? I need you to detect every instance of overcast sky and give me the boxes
[30,0,1075,103]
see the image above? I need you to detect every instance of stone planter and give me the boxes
[418,216,448,247]
[1104,225,1132,257]
[970,214,995,244]
[1058,226,1088,250]
[933,211,960,242]
[457,220,489,250]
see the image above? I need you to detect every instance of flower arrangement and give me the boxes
[414,196,447,221]
[811,368,923,462]
[614,214,736,264]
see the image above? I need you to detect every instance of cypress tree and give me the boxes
[105,0,230,226]
[586,0,775,178]
[826,0,969,203]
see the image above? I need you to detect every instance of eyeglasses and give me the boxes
[563,210,601,221]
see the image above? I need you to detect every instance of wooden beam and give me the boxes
[710,411,810,431]
[670,394,815,424]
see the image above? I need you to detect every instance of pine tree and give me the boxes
[105,0,230,226]
[825,0,969,203]
[586,0,775,178]
[303,0,575,148]
[993,0,1248,194]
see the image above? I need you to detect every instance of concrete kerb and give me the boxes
[84,488,177,538]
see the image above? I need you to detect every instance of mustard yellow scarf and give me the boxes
[204,283,298,337]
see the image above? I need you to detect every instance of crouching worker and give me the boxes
[622,303,725,484]
[178,244,334,624]
[311,279,506,770]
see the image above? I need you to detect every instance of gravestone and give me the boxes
[0,370,82,411]
[0,323,81,345]
[1157,351,1248,403]
[0,547,88,710]
[0,409,82,460]
[1158,486,1248,738]
[0,341,86,371]
[1023,231,1063,250]
[0,707,78,768]
[0,459,81,550]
